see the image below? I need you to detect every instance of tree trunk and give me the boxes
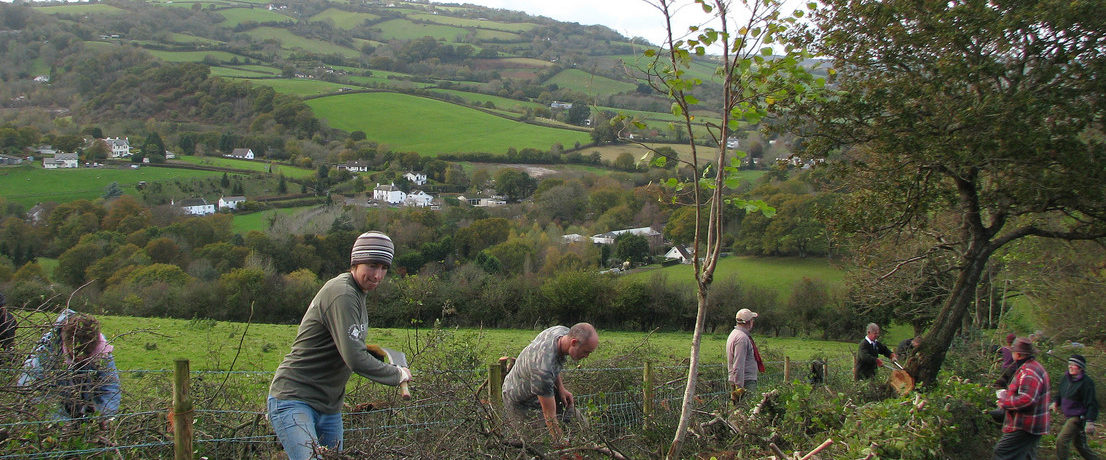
[666,285,709,459]
[908,243,993,386]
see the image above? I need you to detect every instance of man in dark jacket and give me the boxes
[856,323,895,380]
[1052,354,1099,460]
[994,338,1050,459]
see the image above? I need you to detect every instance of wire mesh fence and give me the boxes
[0,356,857,459]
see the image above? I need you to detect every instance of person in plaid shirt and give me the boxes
[993,337,1051,459]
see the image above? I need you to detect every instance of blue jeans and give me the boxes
[267,397,343,460]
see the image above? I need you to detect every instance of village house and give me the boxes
[457,194,507,207]
[43,153,78,169]
[550,101,573,110]
[562,234,586,243]
[373,183,406,204]
[404,190,433,207]
[590,226,665,247]
[218,196,247,211]
[0,154,23,165]
[664,246,693,264]
[404,172,427,186]
[227,148,255,160]
[177,198,215,216]
[103,137,130,158]
[337,161,369,173]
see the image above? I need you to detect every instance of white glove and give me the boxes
[398,366,412,384]
[1086,421,1095,434]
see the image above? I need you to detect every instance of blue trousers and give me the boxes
[268,396,343,460]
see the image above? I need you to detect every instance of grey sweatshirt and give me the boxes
[269,272,403,413]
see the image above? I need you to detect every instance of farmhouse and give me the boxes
[457,194,506,207]
[177,198,215,216]
[337,161,369,173]
[43,153,78,169]
[404,190,433,207]
[104,137,130,158]
[562,233,586,243]
[227,148,255,160]
[550,101,573,110]
[404,172,427,186]
[591,226,664,247]
[373,183,406,204]
[218,196,246,210]
[0,154,23,165]
[664,246,693,264]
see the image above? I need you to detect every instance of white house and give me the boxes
[664,246,693,264]
[43,153,78,169]
[591,226,664,246]
[0,154,23,165]
[457,194,507,207]
[373,183,406,204]
[178,198,215,216]
[404,172,427,186]
[404,190,433,207]
[218,196,246,210]
[228,148,254,159]
[337,161,369,173]
[104,137,130,158]
[550,101,573,110]
[562,233,586,243]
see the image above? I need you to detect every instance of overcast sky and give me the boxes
[428,0,734,47]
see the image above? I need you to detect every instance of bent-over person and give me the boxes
[856,323,895,380]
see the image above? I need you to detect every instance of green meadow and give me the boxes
[0,165,230,207]
[407,13,536,33]
[230,205,316,234]
[626,256,846,299]
[217,7,295,27]
[244,27,360,58]
[35,4,127,15]
[209,66,277,78]
[430,88,544,112]
[174,155,314,179]
[306,92,592,156]
[545,69,637,96]
[145,49,244,63]
[94,314,858,373]
[166,33,223,46]
[309,8,379,29]
[244,78,355,97]
[372,18,467,42]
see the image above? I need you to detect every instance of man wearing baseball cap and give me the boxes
[268,231,412,460]
[994,337,1050,459]
[1052,354,1099,460]
[726,308,764,405]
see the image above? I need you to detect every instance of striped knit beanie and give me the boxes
[351,231,394,267]
[1070,354,1086,370]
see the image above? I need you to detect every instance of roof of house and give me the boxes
[221,196,246,202]
[55,153,78,160]
[375,183,401,191]
[231,148,252,155]
[179,198,210,207]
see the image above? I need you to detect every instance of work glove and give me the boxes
[398,366,412,384]
[1087,421,1096,435]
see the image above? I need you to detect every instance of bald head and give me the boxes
[566,323,598,361]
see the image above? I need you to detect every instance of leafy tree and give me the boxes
[566,102,591,126]
[454,218,510,259]
[803,0,1106,385]
[85,139,109,161]
[639,0,821,455]
[142,132,165,157]
[493,169,536,202]
[663,206,704,246]
[102,182,123,200]
[613,232,649,266]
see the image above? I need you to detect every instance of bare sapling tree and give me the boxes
[633,0,822,457]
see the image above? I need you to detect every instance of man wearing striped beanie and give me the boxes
[268,231,410,460]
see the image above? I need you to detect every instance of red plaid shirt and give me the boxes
[998,358,1050,434]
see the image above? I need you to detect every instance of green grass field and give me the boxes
[244,27,360,58]
[166,33,223,46]
[429,89,543,112]
[243,78,355,97]
[145,49,244,64]
[407,13,536,33]
[92,314,857,373]
[217,7,295,27]
[209,66,277,78]
[372,18,467,42]
[545,69,637,96]
[626,255,845,299]
[309,8,379,29]
[0,165,231,207]
[35,4,126,15]
[307,92,592,156]
[230,205,316,234]
[174,155,314,179]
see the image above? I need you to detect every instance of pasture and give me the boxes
[309,8,379,29]
[244,27,360,59]
[209,66,278,78]
[230,205,317,234]
[173,155,314,179]
[0,165,231,207]
[165,33,223,46]
[306,92,592,156]
[407,13,536,33]
[243,77,355,97]
[33,3,126,15]
[145,49,244,64]
[372,18,468,42]
[544,69,637,96]
[626,255,846,298]
[430,88,544,112]
[216,7,295,27]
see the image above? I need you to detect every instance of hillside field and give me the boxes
[230,205,317,234]
[626,255,846,299]
[306,92,592,156]
[174,155,314,179]
[0,164,232,207]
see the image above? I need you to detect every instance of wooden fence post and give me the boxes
[784,356,791,382]
[488,362,504,409]
[823,361,829,385]
[173,359,193,460]
[642,361,654,426]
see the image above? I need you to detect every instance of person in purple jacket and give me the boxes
[1052,354,1099,460]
